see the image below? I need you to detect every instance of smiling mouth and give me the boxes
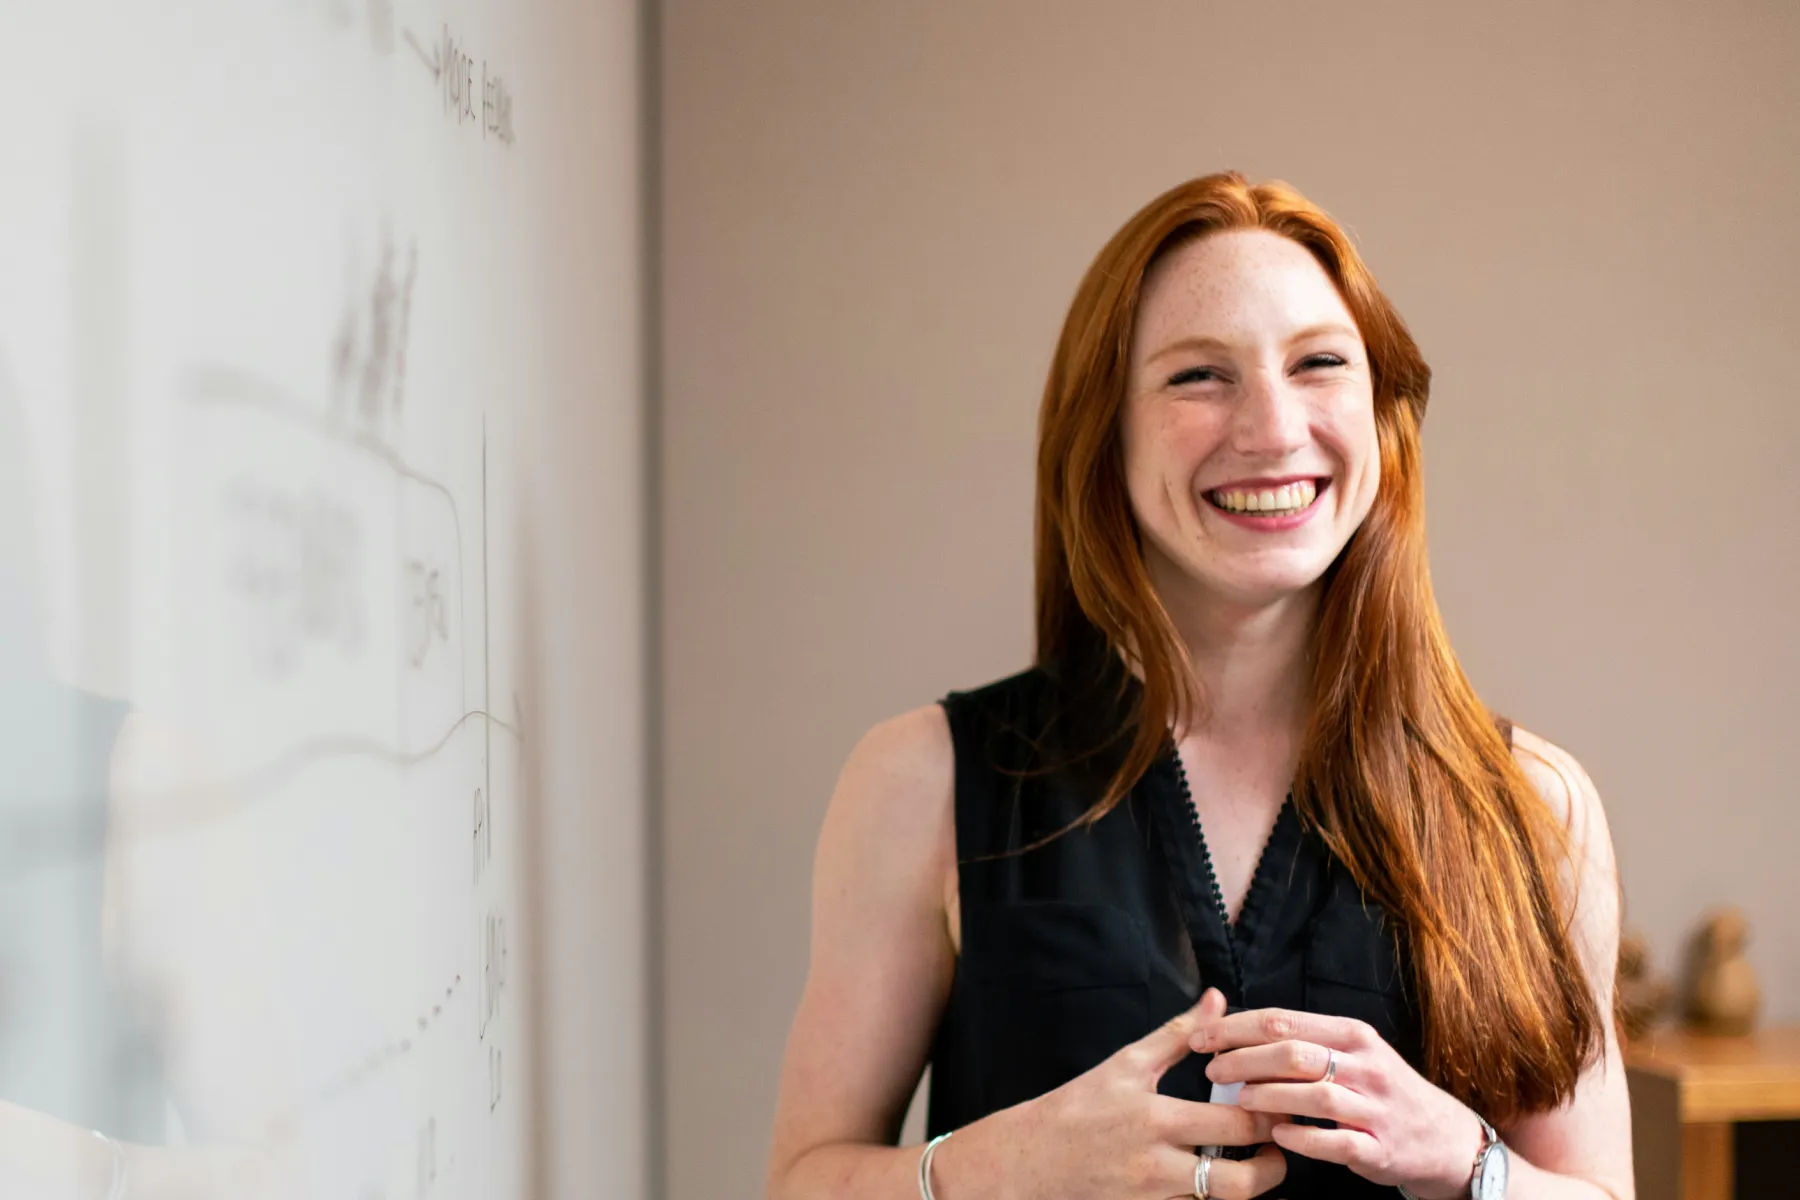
[1205,478,1326,517]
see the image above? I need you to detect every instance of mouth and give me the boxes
[1204,476,1328,519]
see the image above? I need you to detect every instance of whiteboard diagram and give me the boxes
[0,0,643,1194]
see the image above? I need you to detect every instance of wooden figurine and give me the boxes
[1685,906,1761,1037]
[1615,928,1673,1042]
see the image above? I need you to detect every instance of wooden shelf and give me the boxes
[1624,1024,1800,1200]
[1625,1025,1800,1123]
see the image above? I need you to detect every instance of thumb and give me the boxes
[1123,988,1227,1082]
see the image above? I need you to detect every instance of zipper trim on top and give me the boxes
[1167,745,1293,996]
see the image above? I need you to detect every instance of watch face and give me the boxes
[1475,1144,1508,1200]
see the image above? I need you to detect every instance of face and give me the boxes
[1121,229,1379,612]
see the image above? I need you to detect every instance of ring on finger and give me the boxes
[1320,1047,1339,1085]
[1193,1151,1212,1200]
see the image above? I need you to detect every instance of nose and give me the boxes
[1228,367,1309,459]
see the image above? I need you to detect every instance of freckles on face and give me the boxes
[1142,400,1225,524]
[1121,229,1380,600]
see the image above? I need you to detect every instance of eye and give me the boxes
[1297,353,1348,371]
[1166,366,1222,387]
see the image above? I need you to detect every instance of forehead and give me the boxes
[1132,228,1358,357]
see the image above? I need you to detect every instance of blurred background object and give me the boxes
[1624,908,1792,1199]
[1619,928,1676,1044]
[1686,907,1763,1039]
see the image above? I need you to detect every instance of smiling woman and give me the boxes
[1125,232,1379,607]
[765,172,1633,1200]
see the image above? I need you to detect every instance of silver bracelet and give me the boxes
[93,1130,127,1200]
[916,1130,953,1200]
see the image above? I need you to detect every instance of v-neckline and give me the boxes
[1155,743,1298,993]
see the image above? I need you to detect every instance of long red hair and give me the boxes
[1035,171,1600,1121]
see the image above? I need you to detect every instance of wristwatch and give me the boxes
[1468,1115,1509,1200]
[1397,1114,1507,1200]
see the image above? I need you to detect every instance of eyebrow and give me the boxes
[1143,321,1361,367]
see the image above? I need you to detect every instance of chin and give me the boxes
[1205,562,1333,608]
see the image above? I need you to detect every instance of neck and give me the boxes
[1152,566,1318,743]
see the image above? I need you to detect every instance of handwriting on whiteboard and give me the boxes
[472,786,491,883]
[332,226,416,434]
[403,23,516,145]
[225,479,366,677]
[404,556,449,668]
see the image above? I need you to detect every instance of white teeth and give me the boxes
[1209,479,1319,515]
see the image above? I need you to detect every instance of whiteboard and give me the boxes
[0,2,643,1197]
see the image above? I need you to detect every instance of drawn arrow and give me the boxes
[402,27,440,79]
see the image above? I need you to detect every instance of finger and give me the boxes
[1196,1143,1287,1200]
[1124,989,1228,1080]
[1206,1040,1351,1087]
[1238,1081,1377,1128]
[1150,1096,1283,1147]
[1189,1006,1379,1056]
[1270,1121,1382,1170]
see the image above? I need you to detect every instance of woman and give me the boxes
[765,172,1632,1200]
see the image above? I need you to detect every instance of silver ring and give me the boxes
[1321,1048,1339,1085]
[1194,1151,1212,1200]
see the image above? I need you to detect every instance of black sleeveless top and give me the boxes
[925,661,1484,1198]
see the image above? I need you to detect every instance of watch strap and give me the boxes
[1393,1114,1500,1200]
[1468,1115,1501,1200]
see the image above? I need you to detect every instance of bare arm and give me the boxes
[765,704,962,1198]
[1499,728,1635,1200]
[765,705,1287,1200]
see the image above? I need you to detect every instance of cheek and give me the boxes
[1340,435,1382,535]
[1321,396,1380,499]
[1122,422,1215,553]
[1122,404,1205,506]
[1135,406,1224,487]
[1359,415,1383,499]
[1117,406,1156,502]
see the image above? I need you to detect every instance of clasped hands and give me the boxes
[1188,987,1485,1199]
[979,987,1486,1200]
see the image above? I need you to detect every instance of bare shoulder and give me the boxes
[1508,725,1620,974]
[835,703,953,807]
[1508,725,1609,850]
[813,703,956,920]
[824,704,954,848]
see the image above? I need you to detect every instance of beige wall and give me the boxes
[660,2,1800,1196]
[523,1,649,1196]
